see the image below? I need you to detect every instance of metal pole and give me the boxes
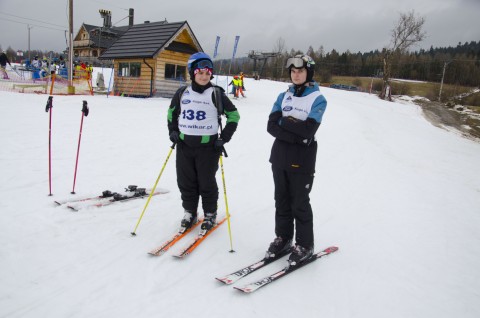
[27,25,32,60]
[438,61,450,103]
[68,0,75,94]
[219,155,234,252]
[45,96,53,196]
[71,101,89,194]
[131,143,176,236]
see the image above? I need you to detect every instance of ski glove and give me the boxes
[214,138,226,149]
[169,131,180,143]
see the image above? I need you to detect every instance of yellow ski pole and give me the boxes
[219,154,235,252]
[131,143,175,236]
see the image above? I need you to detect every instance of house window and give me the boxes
[165,64,186,81]
[118,62,141,77]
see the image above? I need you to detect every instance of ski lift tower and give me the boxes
[248,50,280,80]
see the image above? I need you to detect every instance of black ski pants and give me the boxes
[272,166,315,249]
[176,143,220,214]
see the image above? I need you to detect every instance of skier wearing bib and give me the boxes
[167,52,240,232]
[265,54,327,266]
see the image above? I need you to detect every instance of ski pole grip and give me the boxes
[45,96,53,112]
[82,100,89,116]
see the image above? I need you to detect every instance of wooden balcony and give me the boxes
[74,39,94,48]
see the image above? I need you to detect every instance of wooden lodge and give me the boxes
[73,23,128,65]
[99,20,202,97]
[73,9,132,66]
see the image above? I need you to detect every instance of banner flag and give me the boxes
[232,36,240,59]
[213,36,220,58]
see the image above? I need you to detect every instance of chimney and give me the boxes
[129,8,134,26]
[99,9,112,29]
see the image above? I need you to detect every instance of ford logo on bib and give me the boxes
[283,106,293,111]
[182,99,191,104]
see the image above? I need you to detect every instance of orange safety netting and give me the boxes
[0,66,94,95]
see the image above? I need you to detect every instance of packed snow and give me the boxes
[1,74,480,318]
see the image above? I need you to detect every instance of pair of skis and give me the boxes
[148,216,227,258]
[149,218,337,292]
[216,246,339,293]
[54,186,169,211]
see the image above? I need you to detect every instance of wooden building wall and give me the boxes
[111,28,199,97]
[155,50,190,97]
[113,58,156,97]
[73,27,92,58]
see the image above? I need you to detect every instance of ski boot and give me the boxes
[180,210,197,233]
[265,237,293,259]
[288,244,314,267]
[200,212,217,233]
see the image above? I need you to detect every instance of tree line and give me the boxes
[225,40,480,87]
[2,39,479,88]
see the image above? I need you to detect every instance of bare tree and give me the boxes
[380,10,426,100]
[273,37,286,79]
[273,37,286,53]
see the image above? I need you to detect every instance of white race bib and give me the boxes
[281,91,321,121]
[178,87,219,135]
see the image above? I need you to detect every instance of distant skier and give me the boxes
[230,76,244,98]
[236,74,246,97]
[0,50,12,79]
[265,54,327,266]
[228,78,236,95]
[41,57,49,73]
[239,71,246,91]
[58,56,66,69]
[31,56,41,69]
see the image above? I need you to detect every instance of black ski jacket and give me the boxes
[267,82,327,174]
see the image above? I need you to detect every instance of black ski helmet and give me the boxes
[285,54,315,82]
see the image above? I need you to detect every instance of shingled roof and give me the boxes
[82,24,129,49]
[99,21,202,59]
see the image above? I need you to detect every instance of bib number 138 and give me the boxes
[182,109,206,121]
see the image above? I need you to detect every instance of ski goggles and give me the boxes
[194,59,213,70]
[285,56,315,69]
[194,67,213,75]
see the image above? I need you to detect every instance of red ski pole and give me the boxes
[45,96,53,196]
[71,101,89,194]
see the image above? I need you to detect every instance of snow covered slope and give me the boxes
[1,77,480,318]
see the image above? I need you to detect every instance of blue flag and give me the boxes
[232,36,240,59]
[213,36,220,58]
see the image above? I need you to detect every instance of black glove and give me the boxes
[214,138,226,150]
[169,131,180,143]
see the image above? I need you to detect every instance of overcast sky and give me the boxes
[1,0,479,59]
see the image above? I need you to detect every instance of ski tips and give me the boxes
[325,246,339,253]
[216,277,234,285]
[233,286,254,293]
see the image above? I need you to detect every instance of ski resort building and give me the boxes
[73,9,133,66]
[99,20,202,98]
